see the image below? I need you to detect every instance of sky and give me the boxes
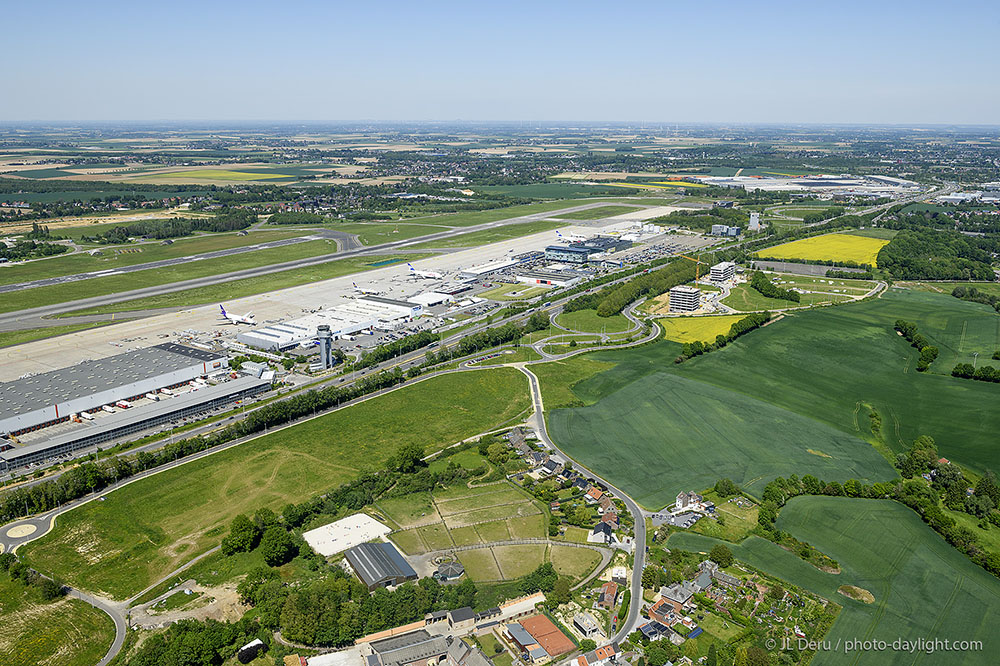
[2,0,998,125]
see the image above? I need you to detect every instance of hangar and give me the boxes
[344,542,418,591]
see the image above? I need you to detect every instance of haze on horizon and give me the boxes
[2,0,998,125]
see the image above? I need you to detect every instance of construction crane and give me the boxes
[678,253,709,282]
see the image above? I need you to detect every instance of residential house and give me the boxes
[600,512,619,530]
[585,487,604,504]
[572,612,602,639]
[572,644,619,666]
[647,598,678,626]
[658,582,695,614]
[638,621,671,642]
[446,637,492,666]
[598,496,615,514]
[448,608,476,632]
[598,581,619,610]
[699,560,739,590]
[588,521,614,545]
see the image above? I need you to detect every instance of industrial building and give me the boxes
[710,224,740,237]
[0,343,227,437]
[361,630,450,666]
[236,296,422,351]
[0,375,269,470]
[458,257,526,281]
[747,211,761,231]
[668,285,701,312]
[344,542,418,591]
[515,269,582,288]
[544,237,631,265]
[709,261,736,282]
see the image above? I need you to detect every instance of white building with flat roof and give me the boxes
[709,261,736,282]
[669,285,701,312]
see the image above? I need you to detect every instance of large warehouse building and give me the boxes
[0,343,271,470]
[344,542,418,591]
[236,296,422,351]
[0,343,227,436]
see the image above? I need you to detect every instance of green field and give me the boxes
[0,321,114,348]
[543,290,1000,511]
[1,238,345,314]
[0,230,308,287]
[552,205,637,220]
[555,309,632,334]
[480,283,551,301]
[408,220,566,249]
[60,253,427,316]
[670,497,1000,666]
[0,577,116,666]
[458,543,601,584]
[333,222,451,245]
[471,183,627,199]
[721,283,854,311]
[21,369,530,599]
[545,345,895,508]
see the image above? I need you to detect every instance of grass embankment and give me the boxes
[0,577,116,666]
[59,253,428,316]
[670,497,1000,666]
[21,368,530,599]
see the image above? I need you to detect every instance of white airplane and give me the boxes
[407,263,443,280]
[352,282,383,295]
[219,305,256,325]
[556,231,587,242]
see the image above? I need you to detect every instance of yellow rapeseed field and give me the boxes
[756,233,889,266]
[657,314,746,343]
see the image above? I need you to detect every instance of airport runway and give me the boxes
[0,201,651,332]
[0,231,359,295]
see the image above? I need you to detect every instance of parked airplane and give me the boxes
[556,230,587,242]
[219,305,256,325]
[352,282,383,295]
[407,263,443,280]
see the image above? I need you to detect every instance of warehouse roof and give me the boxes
[0,375,269,464]
[345,542,416,587]
[368,630,449,666]
[0,343,225,417]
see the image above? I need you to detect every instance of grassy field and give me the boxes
[721,283,854,311]
[755,232,890,266]
[545,348,894,508]
[0,321,114,348]
[459,543,601,583]
[0,238,344,314]
[331,222,451,245]
[553,205,637,220]
[408,220,566,249]
[670,497,1000,666]
[21,369,530,599]
[60,253,425,316]
[898,281,1000,299]
[480,283,551,301]
[656,314,746,343]
[0,230,308,287]
[0,577,116,666]
[544,290,1000,507]
[555,309,632,334]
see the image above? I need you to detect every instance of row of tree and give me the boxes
[952,285,1000,313]
[674,312,771,363]
[356,331,438,369]
[893,320,939,371]
[952,363,1000,382]
[749,271,800,302]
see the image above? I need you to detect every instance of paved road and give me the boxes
[0,200,651,330]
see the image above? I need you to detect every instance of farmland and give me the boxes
[669,497,1000,666]
[542,290,1000,511]
[0,577,116,666]
[756,232,890,266]
[20,368,530,599]
[655,314,746,343]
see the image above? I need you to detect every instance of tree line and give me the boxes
[0,238,69,261]
[876,228,997,281]
[356,331,438,369]
[562,258,698,318]
[893,320,939,371]
[674,312,771,364]
[952,285,1000,313]
[749,271,800,302]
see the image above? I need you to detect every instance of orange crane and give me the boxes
[678,253,709,282]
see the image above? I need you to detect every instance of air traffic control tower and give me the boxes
[317,324,334,369]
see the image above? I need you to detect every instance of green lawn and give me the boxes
[60,253,427,316]
[408,220,566,249]
[1,238,343,314]
[0,321,114,348]
[721,283,853,311]
[553,205,637,220]
[494,544,546,578]
[555,309,632,334]
[549,544,603,581]
[21,368,530,599]
[0,577,116,666]
[670,497,1000,666]
[325,222,451,245]
[480,283,551,301]
[0,230,308,287]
